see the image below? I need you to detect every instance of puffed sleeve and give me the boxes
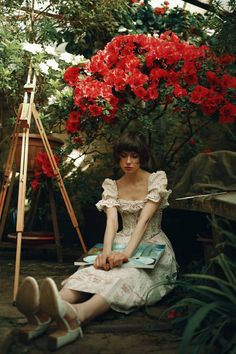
[146,171,171,208]
[95,178,119,211]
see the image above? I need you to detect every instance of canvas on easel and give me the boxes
[0,62,87,303]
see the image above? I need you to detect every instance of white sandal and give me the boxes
[16,276,51,342]
[40,277,83,351]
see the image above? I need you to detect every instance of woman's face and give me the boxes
[119,151,141,174]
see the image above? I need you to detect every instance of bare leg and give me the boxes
[60,288,110,324]
[59,287,91,304]
[73,294,110,324]
[43,280,110,325]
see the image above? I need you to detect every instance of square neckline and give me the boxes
[114,172,155,202]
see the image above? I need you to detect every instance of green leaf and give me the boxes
[208,318,229,349]
[179,302,217,354]
[183,273,236,293]
[193,285,236,304]
[218,254,236,286]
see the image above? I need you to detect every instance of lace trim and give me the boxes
[97,171,171,211]
[118,199,145,212]
[96,199,120,211]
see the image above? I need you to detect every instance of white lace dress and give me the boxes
[62,171,177,314]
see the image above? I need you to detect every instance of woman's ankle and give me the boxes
[36,309,51,323]
[64,303,82,329]
[71,304,84,323]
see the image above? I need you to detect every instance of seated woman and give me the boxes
[16,131,177,350]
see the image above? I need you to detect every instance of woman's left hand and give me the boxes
[108,252,128,268]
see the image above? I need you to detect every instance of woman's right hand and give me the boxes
[94,252,110,271]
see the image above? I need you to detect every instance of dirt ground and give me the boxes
[0,248,180,354]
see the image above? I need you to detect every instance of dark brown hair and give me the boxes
[113,131,149,166]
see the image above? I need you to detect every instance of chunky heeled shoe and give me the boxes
[16,276,51,342]
[40,277,83,351]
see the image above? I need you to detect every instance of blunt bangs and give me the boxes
[114,131,149,165]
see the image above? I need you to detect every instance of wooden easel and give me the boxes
[0,63,87,302]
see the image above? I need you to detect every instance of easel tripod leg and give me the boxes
[0,170,16,241]
[13,127,30,301]
[48,181,63,262]
[32,105,87,253]
[13,231,23,304]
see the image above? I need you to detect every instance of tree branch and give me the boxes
[165,115,216,166]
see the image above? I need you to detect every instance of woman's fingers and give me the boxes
[94,253,109,269]
[94,252,128,270]
[108,253,128,268]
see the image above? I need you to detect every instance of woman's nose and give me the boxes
[127,155,131,163]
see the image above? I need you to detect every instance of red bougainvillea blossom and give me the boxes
[63,32,236,138]
[32,151,60,191]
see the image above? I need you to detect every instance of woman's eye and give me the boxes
[120,152,128,158]
[131,153,139,159]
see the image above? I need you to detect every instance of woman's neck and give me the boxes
[117,168,150,200]
[122,169,147,183]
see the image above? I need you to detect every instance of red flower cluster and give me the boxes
[154,1,169,16]
[31,152,60,191]
[64,67,80,87]
[66,111,81,133]
[190,71,236,122]
[64,32,236,137]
